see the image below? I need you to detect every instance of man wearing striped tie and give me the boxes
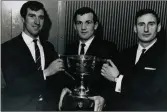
[1,1,67,111]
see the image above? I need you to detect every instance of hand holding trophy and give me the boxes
[58,55,106,111]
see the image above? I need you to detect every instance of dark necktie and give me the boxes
[80,43,86,55]
[33,39,41,70]
[138,49,146,63]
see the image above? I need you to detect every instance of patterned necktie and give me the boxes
[138,49,146,63]
[80,43,86,55]
[33,39,41,70]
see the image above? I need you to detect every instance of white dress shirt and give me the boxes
[135,39,157,64]
[78,36,95,55]
[22,32,46,79]
[115,39,157,93]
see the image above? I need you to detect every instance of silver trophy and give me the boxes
[67,55,96,99]
[59,55,96,110]
[59,55,108,110]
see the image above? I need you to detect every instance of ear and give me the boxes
[21,17,25,23]
[157,23,161,32]
[134,25,137,33]
[94,22,98,30]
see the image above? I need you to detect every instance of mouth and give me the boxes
[142,33,151,37]
[33,26,40,30]
[81,32,87,35]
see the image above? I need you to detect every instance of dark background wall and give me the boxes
[64,1,167,51]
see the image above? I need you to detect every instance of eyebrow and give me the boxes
[27,13,44,17]
[77,20,93,22]
[28,13,35,15]
[148,21,156,24]
[137,21,156,24]
[86,20,93,22]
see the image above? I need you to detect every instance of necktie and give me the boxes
[80,43,86,55]
[138,49,146,63]
[33,39,41,70]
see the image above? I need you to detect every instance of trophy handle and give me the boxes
[58,54,75,80]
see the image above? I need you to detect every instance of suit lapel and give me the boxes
[18,35,36,62]
[75,41,80,55]
[136,41,161,67]
[86,37,98,55]
[130,45,138,66]
[69,41,79,55]
[16,35,37,68]
[41,41,49,69]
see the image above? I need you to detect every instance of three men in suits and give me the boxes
[1,1,66,111]
[101,9,167,110]
[59,7,118,111]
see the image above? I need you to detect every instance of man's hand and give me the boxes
[101,60,119,82]
[44,59,64,77]
[88,96,105,111]
[58,88,72,111]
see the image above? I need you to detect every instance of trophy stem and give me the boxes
[78,73,87,98]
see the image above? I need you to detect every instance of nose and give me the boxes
[81,23,86,30]
[34,17,40,25]
[144,25,149,32]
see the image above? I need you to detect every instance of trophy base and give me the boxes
[61,94,94,111]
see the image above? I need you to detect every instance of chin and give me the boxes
[80,36,88,39]
[140,38,156,43]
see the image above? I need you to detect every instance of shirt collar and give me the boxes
[79,36,95,47]
[138,38,157,52]
[22,32,40,45]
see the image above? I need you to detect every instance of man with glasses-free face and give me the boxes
[2,1,65,111]
[101,9,166,110]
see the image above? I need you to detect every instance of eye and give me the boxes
[76,21,82,25]
[86,21,93,24]
[28,14,35,18]
[149,22,156,26]
[137,22,145,26]
[39,16,44,20]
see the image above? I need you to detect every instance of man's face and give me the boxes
[134,13,161,43]
[23,8,44,38]
[74,13,98,41]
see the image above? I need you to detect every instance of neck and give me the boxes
[139,38,157,48]
[23,30,38,39]
[80,35,95,43]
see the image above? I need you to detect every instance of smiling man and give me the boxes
[101,9,166,110]
[66,7,118,58]
[61,7,119,111]
[1,1,65,111]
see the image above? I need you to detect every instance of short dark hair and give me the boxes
[73,7,98,24]
[135,9,160,25]
[20,1,45,19]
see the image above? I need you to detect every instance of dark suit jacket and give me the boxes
[116,37,167,110]
[1,34,71,111]
[66,37,119,110]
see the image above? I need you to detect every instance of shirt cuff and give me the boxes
[115,75,123,93]
[43,71,46,80]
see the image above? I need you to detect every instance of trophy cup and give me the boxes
[61,55,96,110]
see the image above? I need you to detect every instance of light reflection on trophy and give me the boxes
[67,55,96,99]
[59,55,108,110]
[59,55,96,110]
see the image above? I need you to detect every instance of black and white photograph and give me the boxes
[1,0,167,111]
